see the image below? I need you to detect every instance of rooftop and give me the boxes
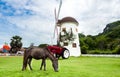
[57,17,79,26]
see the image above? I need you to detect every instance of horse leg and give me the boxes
[22,57,28,71]
[43,59,46,71]
[28,58,32,70]
[40,59,46,71]
[22,63,25,71]
[40,59,44,70]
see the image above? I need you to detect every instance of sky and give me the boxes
[0,0,120,47]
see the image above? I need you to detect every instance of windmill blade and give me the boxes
[54,8,57,22]
[53,0,62,38]
[56,0,62,21]
[53,8,58,38]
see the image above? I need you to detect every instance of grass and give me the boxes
[0,56,120,77]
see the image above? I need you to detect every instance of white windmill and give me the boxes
[53,0,81,57]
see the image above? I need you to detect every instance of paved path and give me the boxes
[82,54,120,57]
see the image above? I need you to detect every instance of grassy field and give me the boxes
[0,56,120,77]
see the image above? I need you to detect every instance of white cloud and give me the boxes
[76,0,120,35]
[6,15,55,46]
[1,0,120,47]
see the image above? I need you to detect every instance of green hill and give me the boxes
[79,20,120,54]
[102,21,120,38]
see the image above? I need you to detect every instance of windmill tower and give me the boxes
[54,0,81,56]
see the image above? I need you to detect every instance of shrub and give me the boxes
[113,45,120,54]
[81,45,88,54]
[38,44,48,48]
[87,50,100,54]
[88,50,113,54]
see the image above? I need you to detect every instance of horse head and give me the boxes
[52,58,58,72]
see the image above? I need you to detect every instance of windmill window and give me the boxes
[72,43,77,48]
[64,42,68,46]
[62,28,66,32]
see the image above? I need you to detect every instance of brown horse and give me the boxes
[22,46,58,72]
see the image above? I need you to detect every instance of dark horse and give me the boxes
[22,46,58,72]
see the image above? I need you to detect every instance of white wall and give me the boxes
[59,22,81,56]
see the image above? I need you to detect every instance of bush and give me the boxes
[113,46,120,54]
[87,50,100,54]
[88,50,113,54]
[38,44,48,48]
[81,45,88,54]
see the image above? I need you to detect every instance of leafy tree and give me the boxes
[10,35,22,53]
[79,37,88,54]
[96,35,108,50]
[79,33,85,38]
[106,25,120,39]
[84,36,96,50]
[81,45,88,54]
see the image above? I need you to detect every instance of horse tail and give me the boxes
[22,49,27,71]
[23,49,27,61]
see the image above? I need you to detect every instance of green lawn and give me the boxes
[0,56,120,77]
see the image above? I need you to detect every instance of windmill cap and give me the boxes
[57,17,79,26]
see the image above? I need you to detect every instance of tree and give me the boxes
[79,33,85,38]
[84,36,96,50]
[96,35,107,50]
[10,35,22,53]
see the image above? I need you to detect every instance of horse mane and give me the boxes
[44,46,57,60]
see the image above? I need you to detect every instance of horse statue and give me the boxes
[22,46,58,72]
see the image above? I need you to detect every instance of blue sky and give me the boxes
[0,0,120,47]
